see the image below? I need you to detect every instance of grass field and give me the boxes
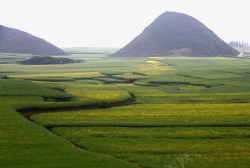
[0,51,249,168]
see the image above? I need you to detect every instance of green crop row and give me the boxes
[0,79,72,98]
[0,79,133,113]
[30,104,250,128]
[51,127,250,168]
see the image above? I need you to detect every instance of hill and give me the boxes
[0,25,65,55]
[18,56,83,65]
[110,12,239,57]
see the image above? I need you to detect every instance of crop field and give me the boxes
[0,51,249,168]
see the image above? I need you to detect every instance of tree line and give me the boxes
[229,41,249,48]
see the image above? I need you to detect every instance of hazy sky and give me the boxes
[1,0,250,48]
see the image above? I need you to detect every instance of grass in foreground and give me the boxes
[0,107,138,168]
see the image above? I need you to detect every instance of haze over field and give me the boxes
[1,0,250,48]
[1,1,250,167]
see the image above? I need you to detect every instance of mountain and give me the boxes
[0,25,65,55]
[110,12,239,57]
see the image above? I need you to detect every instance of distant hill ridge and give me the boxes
[111,12,239,57]
[18,56,83,65]
[0,25,65,55]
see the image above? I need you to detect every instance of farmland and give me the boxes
[0,51,250,168]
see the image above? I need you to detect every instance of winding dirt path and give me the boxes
[20,92,136,120]
[17,92,139,166]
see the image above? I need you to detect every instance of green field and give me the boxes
[0,51,249,168]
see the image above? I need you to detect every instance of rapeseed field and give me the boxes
[0,52,249,168]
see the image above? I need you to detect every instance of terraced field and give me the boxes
[0,51,249,168]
